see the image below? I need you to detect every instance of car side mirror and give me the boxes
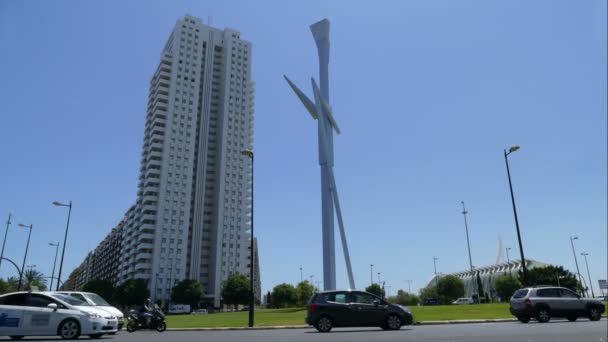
[373,300,379,306]
[47,303,58,311]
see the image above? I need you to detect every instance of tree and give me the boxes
[271,283,297,308]
[495,274,522,301]
[24,269,47,291]
[221,274,250,308]
[365,283,385,298]
[114,279,149,307]
[419,286,439,303]
[4,277,18,293]
[476,272,486,302]
[436,275,465,304]
[82,279,115,303]
[519,265,581,292]
[0,278,6,295]
[171,279,204,308]
[295,281,314,306]
[389,289,420,306]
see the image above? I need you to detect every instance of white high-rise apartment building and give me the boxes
[118,15,257,307]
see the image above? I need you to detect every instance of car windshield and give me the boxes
[512,289,528,299]
[51,293,89,306]
[84,293,111,306]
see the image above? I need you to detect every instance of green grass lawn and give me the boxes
[166,304,513,328]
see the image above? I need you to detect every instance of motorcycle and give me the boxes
[126,304,167,332]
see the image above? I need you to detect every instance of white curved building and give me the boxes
[427,259,550,299]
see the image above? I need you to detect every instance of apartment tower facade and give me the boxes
[117,15,257,306]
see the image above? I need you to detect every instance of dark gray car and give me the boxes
[509,286,605,323]
[305,290,413,332]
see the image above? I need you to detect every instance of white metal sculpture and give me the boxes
[284,19,355,290]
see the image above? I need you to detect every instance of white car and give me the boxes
[56,291,125,332]
[452,297,475,305]
[0,291,117,340]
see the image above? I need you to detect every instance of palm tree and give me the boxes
[1,277,20,294]
[24,269,47,290]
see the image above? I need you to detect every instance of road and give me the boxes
[2,321,607,341]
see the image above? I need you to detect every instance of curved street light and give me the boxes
[17,223,33,291]
[569,237,585,297]
[0,213,12,272]
[53,200,72,291]
[580,253,595,298]
[49,242,60,290]
[0,256,22,279]
[503,145,528,283]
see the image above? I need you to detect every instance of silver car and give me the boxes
[509,286,605,323]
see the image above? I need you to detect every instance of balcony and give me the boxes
[135,263,152,271]
[138,243,154,250]
[138,233,155,241]
[142,195,158,203]
[136,253,153,262]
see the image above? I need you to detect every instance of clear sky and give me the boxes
[0,0,606,296]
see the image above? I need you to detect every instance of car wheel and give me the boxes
[588,307,602,321]
[517,316,530,323]
[156,322,167,332]
[567,315,577,322]
[9,336,23,341]
[536,307,551,323]
[386,314,402,330]
[126,320,137,332]
[315,316,333,333]
[58,319,81,339]
[89,334,103,339]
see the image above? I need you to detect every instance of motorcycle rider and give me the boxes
[138,298,154,326]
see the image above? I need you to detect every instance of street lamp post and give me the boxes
[433,257,439,287]
[569,237,584,297]
[405,280,412,293]
[0,213,12,271]
[49,242,60,290]
[581,252,595,298]
[370,264,373,286]
[17,223,33,291]
[504,146,528,283]
[240,149,254,328]
[377,272,381,284]
[506,247,512,278]
[299,266,303,283]
[53,200,72,291]
[461,201,476,301]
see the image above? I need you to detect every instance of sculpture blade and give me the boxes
[283,75,318,120]
[311,78,341,134]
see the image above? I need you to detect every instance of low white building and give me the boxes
[427,259,550,299]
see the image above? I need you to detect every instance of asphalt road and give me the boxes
[3,321,607,342]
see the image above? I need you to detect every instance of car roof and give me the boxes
[315,289,370,294]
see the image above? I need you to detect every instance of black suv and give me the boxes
[510,286,605,323]
[305,290,414,332]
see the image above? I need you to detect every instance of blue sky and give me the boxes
[0,0,606,296]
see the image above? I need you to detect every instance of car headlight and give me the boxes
[81,311,102,318]
[398,305,412,314]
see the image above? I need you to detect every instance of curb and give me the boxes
[166,315,608,331]
[166,319,516,331]
[167,325,309,331]
[415,318,517,325]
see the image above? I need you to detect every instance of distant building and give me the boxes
[89,221,124,285]
[61,220,124,290]
[426,259,550,299]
